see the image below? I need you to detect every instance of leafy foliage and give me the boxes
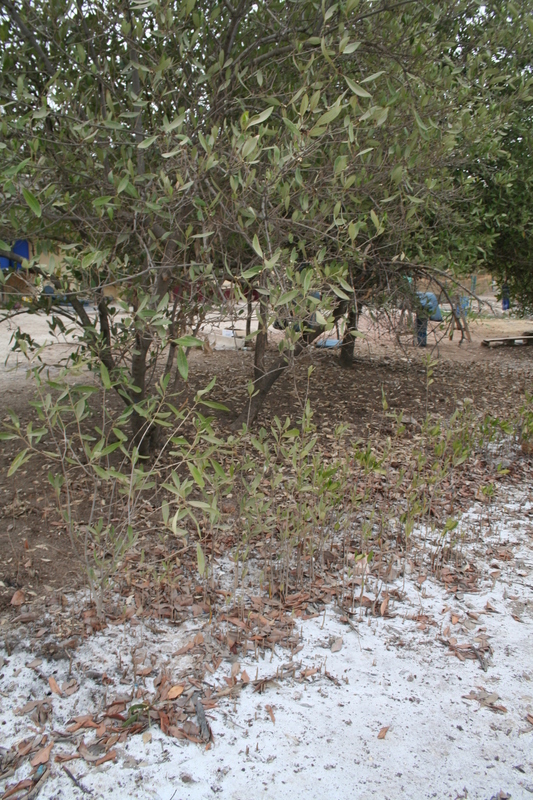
[0,0,531,437]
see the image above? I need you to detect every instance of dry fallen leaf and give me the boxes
[10,590,25,607]
[95,750,117,767]
[266,704,275,724]
[525,712,533,726]
[377,726,389,740]
[78,742,106,763]
[62,679,79,697]
[31,741,54,767]
[241,670,250,684]
[331,637,343,653]
[48,676,62,695]
[2,778,33,799]
[167,684,185,700]
[231,662,241,678]
[142,732,152,744]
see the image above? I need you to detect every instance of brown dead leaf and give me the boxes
[231,662,241,678]
[525,713,533,726]
[241,670,250,684]
[167,684,185,700]
[31,741,53,767]
[54,752,81,764]
[48,676,62,695]
[330,637,343,653]
[300,667,319,679]
[266,704,275,724]
[66,715,98,733]
[26,658,42,670]
[95,750,117,767]
[17,739,34,757]
[451,614,460,625]
[142,732,152,744]
[10,590,25,607]
[380,596,389,617]
[2,779,33,799]
[377,726,389,740]
[62,679,78,697]
[78,742,106,763]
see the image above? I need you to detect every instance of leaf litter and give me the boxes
[1,485,533,798]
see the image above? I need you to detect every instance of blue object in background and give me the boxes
[502,281,510,311]
[0,239,29,269]
[456,296,470,316]
[416,316,428,347]
[416,291,443,322]
[415,292,442,347]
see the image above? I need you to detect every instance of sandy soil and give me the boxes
[0,488,532,799]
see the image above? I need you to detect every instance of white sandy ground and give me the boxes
[1,492,532,800]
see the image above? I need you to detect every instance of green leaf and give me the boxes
[22,188,42,218]
[391,165,403,184]
[344,76,371,98]
[413,110,428,131]
[196,542,206,577]
[138,135,158,149]
[329,284,350,300]
[174,335,204,348]
[188,463,205,488]
[241,136,259,158]
[246,107,274,128]
[334,155,348,174]
[315,106,343,127]
[275,289,300,306]
[163,113,186,133]
[117,175,130,194]
[176,346,189,381]
[199,399,230,411]
[282,117,300,136]
[252,234,263,258]
[361,71,385,84]
[342,41,360,54]
[242,264,263,279]
[8,448,31,477]
[374,107,389,126]
[92,195,113,207]
[100,362,112,389]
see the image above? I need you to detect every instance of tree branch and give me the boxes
[0,0,55,76]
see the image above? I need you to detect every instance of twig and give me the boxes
[21,769,50,800]
[193,693,211,742]
[62,766,93,795]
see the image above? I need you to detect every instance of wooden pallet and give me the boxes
[481,335,533,348]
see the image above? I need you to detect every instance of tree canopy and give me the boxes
[1,0,532,440]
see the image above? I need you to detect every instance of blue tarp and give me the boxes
[416,291,443,322]
[1,240,29,269]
